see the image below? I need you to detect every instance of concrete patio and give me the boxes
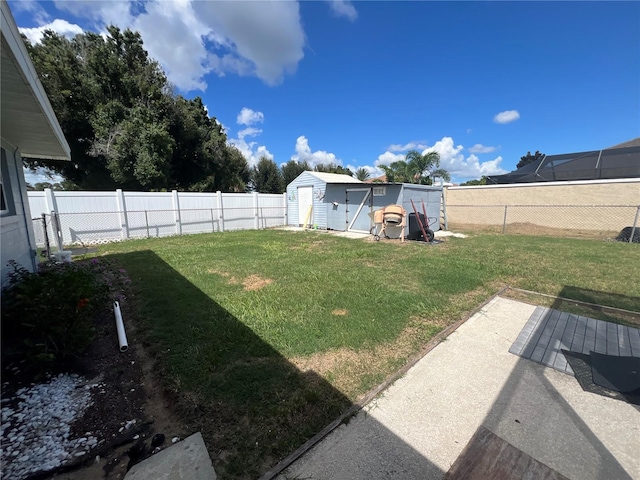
[277,296,640,480]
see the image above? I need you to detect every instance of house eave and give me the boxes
[1,0,71,161]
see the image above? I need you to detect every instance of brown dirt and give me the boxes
[331,309,348,316]
[0,298,190,480]
[242,275,273,291]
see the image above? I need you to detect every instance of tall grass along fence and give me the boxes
[29,189,287,249]
[445,204,640,242]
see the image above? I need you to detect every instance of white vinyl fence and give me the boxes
[28,189,287,248]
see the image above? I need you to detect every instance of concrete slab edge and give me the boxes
[258,286,510,480]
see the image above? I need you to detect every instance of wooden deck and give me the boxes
[445,426,569,480]
[509,306,640,375]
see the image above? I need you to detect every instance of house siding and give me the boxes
[1,142,37,285]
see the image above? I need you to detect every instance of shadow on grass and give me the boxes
[105,250,442,479]
[552,286,640,326]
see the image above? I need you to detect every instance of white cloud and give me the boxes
[228,126,272,168]
[291,136,342,167]
[237,108,265,126]
[422,137,507,180]
[468,144,497,154]
[346,164,384,178]
[493,110,520,124]
[375,151,406,167]
[193,1,305,86]
[11,0,51,25]
[131,1,211,91]
[46,0,307,90]
[387,142,428,153]
[327,0,358,21]
[19,19,84,44]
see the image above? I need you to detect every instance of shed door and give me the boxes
[346,188,372,233]
[298,186,313,227]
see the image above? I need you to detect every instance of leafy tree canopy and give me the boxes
[459,176,489,186]
[281,160,310,186]
[380,150,450,184]
[251,157,285,193]
[314,163,353,176]
[24,27,248,192]
[355,167,370,181]
[517,150,545,169]
[27,180,79,191]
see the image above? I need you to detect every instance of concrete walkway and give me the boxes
[278,297,640,480]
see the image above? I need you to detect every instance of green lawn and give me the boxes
[95,230,640,479]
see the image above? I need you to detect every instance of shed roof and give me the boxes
[306,172,363,184]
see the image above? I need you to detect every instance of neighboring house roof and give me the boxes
[1,0,70,160]
[365,175,388,183]
[306,171,362,183]
[487,143,640,184]
[608,137,640,149]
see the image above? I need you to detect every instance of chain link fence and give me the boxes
[445,204,640,242]
[32,206,287,249]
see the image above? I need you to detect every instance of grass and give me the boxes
[92,229,640,479]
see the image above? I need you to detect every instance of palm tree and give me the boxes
[355,167,370,181]
[405,149,450,184]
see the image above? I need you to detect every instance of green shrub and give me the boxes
[1,258,130,373]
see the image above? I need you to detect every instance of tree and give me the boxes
[460,176,488,186]
[314,163,353,176]
[380,150,450,184]
[517,150,545,169]
[26,180,80,191]
[251,157,285,193]
[23,27,247,192]
[281,160,310,186]
[355,167,370,181]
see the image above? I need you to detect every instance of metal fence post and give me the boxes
[630,205,640,244]
[42,213,50,258]
[145,210,150,238]
[502,205,508,234]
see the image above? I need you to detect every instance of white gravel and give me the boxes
[1,373,99,480]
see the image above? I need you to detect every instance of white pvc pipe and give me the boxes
[114,301,128,352]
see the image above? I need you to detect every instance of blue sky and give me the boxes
[11,0,640,185]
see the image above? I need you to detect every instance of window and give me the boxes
[373,187,386,196]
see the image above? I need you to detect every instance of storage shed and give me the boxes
[286,171,443,234]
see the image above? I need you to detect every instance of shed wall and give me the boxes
[401,185,443,231]
[286,172,328,228]
[326,184,403,231]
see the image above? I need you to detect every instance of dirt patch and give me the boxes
[207,269,239,285]
[331,309,348,316]
[290,322,431,400]
[1,298,189,480]
[242,275,273,291]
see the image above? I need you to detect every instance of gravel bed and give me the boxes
[1,373,100,479]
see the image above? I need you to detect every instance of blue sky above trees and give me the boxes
[12,0,640,185]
